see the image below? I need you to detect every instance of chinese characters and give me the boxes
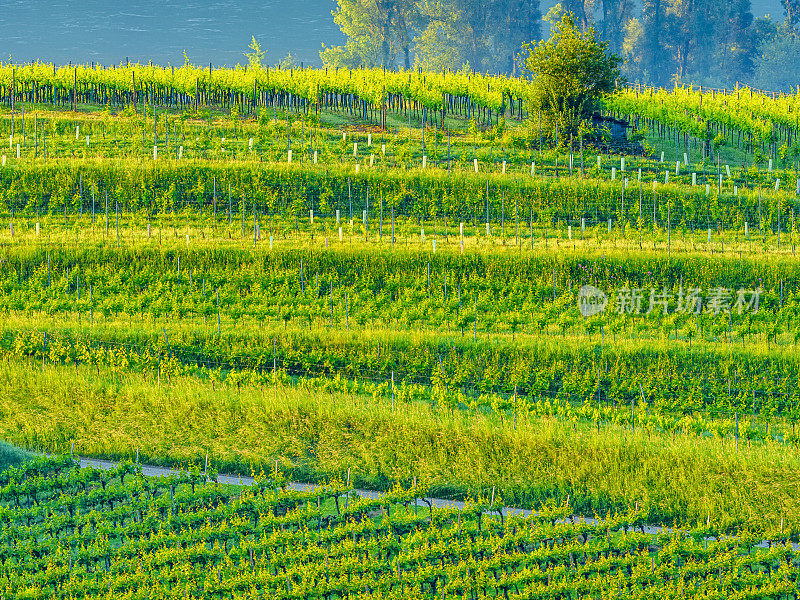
[610,287,760,316]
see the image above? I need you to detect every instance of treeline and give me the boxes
[324,0,798,92]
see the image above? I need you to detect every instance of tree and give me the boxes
[713,0,756,85]
[784,0,800,29]
[414,0,472,71]
[753,27,800,91]
[505,0,543,74]
[321,0,417,69]
[624,0,671,86]
[559,0,593,31]
[598,0,635,56]
[521,13,623,139]
[412,0,542,74]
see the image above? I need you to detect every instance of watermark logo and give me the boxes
[577,285,761,316]
[579,285,608,317]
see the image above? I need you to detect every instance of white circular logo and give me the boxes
[578,285,608,317]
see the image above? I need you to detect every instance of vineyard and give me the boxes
[1,61,800,597]
[0,455,798,599]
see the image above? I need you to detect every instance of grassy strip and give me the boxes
[1,357,798,534]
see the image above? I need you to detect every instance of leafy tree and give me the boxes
[505,0,543,74]
[713,0,757,84]
[413,0,471,71]
[558,0,593,31]
[784,0,800,28]
[414,0,542,73]
[321,0,417,69]
[752,27,800,91]
[521,13,622,140]
[622,0,672,86]
[598,0,635,56]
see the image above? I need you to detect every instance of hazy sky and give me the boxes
[1,0,344,67]
[1,0,785,67]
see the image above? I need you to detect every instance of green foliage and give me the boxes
[244,36,266,70]
[522,13,622,141]
[0,455,795,598]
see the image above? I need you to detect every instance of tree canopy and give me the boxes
[322,0,798,92]
[522,13,622,139]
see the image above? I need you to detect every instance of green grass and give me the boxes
[1,356,799,534]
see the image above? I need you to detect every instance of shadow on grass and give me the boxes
[0,441,37,472]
